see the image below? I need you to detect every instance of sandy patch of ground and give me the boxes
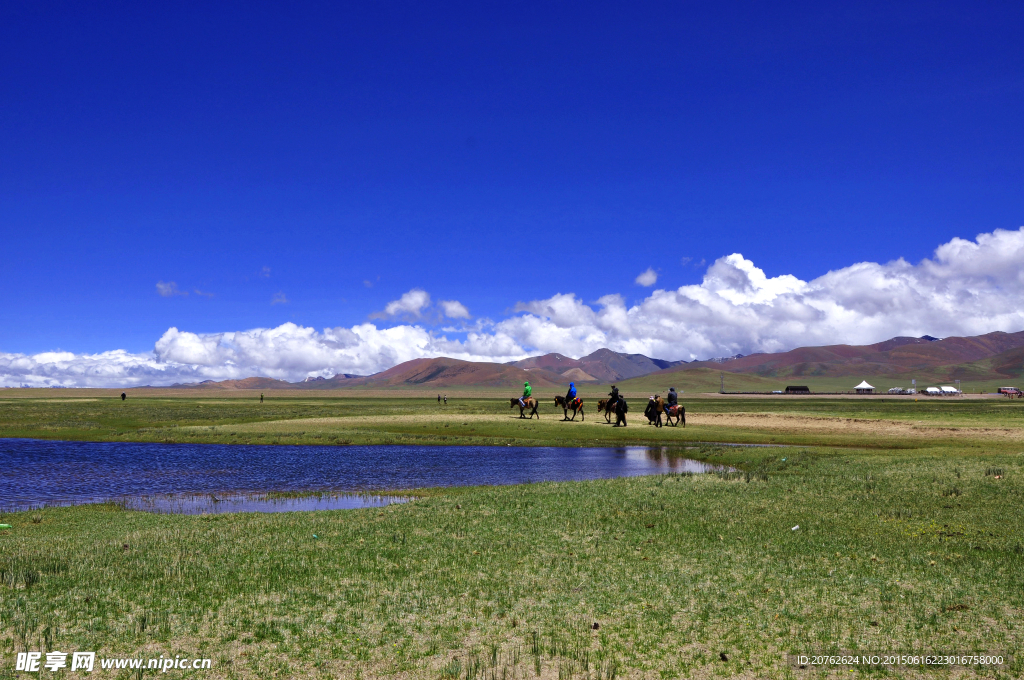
[186,412,1023,441]
[689,412,1023,440]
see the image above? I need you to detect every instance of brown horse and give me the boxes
[662,401,685,427]
[553,396,585,421]
[510,397,539,419]
[597,398,615,423]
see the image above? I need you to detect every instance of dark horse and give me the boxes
[509,397,540,419]
[553,396,585,421]
[597,398,614,423]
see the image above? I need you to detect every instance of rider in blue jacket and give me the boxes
[565,382,577,405]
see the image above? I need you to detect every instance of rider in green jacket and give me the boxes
[519,381,532,407]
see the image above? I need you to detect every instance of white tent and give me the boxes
[854,381,874,393]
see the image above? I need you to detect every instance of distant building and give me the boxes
[854,381,874,394]
[785,386,810,394]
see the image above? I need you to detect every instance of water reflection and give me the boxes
[1,438,733,512]
[636,446,731,472]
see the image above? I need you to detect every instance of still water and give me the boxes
[0,438,725,512]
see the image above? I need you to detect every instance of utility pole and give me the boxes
[720,372,724,394]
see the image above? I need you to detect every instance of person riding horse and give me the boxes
[564,382,577,409]
[665,387,678,413]
[519,381,532,408]
[663,387,686,427]
[607,385,619,412]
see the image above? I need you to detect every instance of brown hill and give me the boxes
[664,330,1024,381]
[327,357,567,389]
[512,349,683,383]
[560,367,599,382]
[171,377,297,390]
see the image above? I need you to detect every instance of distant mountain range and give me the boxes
[171,349,685,390]
[680,331,1024,380]
[170,330,1024,390]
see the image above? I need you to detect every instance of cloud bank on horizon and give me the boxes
[5,228,1024,387]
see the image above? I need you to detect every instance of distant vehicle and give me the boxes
[888,387,918,395]
[785,386,810,394]
[771,390,783,394]
[997,387,1020,395]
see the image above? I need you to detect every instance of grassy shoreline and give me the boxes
[2,396,1023,678]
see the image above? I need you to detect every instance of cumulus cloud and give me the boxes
[6,228,1024,387]
[492,227,1024,361]
[635,268,658,286]
[0,323,532,388]
[439,300,471,319]
[156,281,186,297]
[373,289,432,319]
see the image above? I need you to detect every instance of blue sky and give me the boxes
[2,1,1024,385]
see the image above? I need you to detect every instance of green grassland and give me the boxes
[2,394,1024,678]
[2,392,1022,449]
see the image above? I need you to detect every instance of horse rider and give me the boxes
[565,381,577,407]
[519,381,532,408]
[665,387,678,414]
[608,384,620,411]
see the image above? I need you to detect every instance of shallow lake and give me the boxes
[0,438,727,512]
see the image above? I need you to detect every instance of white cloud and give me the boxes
[439,300,471,319]
[635,268,658,286]
[6,227,1024,386]
[156,281,186,297]
[373,288,432,319]
[271,292,288,305]
[0,323,532,387]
